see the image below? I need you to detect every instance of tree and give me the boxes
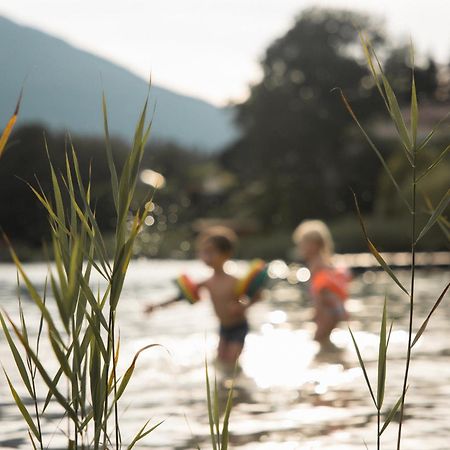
[222,8,388,229]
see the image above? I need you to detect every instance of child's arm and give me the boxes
[144,297,180,314]
[145,277,204,314]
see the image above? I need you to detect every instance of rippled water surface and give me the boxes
[0,260,449,449]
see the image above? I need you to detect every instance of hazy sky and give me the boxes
[1,0,449,106]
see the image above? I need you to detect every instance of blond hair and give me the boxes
[292,220,334,258]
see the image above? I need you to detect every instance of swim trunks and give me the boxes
[219,320,249,344]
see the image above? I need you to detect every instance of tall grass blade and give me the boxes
[416,145,450,183]
[28,430,38,450]
[220,378,234,450]
[6,314,80,426]
[205,358,218,450]
[411,282,450,348]
[380,391,405,435]
[3,370,40,439]
[410,71,418,150]
[377,297,388,410]
[102,93,119,212]
[5,238,65,345]
[349,327,377,407]
[213,376,220,446]
[0,89,22,157]
[126,420,164,450]
[359,33,388,109]
[0,311,34,396]
[380,71,412,156]
[353,193,409,295]
[416,112,450,152]
[114,344,160,401]
[415,189,450,243]
[340,91,412,213]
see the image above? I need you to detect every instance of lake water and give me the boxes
[0,260,449,449]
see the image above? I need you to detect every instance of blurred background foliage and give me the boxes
[1,7,449,260]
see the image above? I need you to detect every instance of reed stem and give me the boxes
[396,156,417,450]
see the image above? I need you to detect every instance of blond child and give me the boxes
[293,220,349,347]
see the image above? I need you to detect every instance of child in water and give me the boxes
[293,220,349,348]
[145,226,262,367]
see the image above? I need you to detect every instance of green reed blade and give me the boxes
[3,370,40,439]
[27,430,38,450]
[126,419,164,450]
[359,33,388,110]
[108,336,121,391]
[102,93,119,213]
[380,391,405,435]
[415,189,450,243]
[70,147,111,274]
[205,358,218,450]
[353,193,409,295]
[220,378,234,450]
[213,375,220,446]
[379,71,412,157]
[417,112,450,152]
[114,344,161,402]
[416,145,450,183]
[340,92,412,213]
[84,312,108,360]
[48,329,73,378]
[0,88,22,157]
[410,73,418,151]
[65,152,78,235]
[0,311,34,397]
[26,182,68,231]
[6,242,65,345]
[7,315,79,427]
[349,327,377,407]
[411,282,450,348]
[377,297,388,410]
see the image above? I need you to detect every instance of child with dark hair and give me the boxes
[146,226,265,367]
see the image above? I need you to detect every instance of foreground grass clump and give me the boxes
[0,94,163,449]
[341,36,449,450]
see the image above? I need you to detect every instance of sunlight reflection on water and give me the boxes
[0,260,449,449]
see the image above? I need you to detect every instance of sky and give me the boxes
[0,0,449,106]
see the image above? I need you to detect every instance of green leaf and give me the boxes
[353,193,409,295]
[205,358,218,450]
[349,327,377,407]
[380,391,404,435]
[0,311,34,397]
[6,315,79,428]
[411,282,450,348]
[380,71,412,156]
[340,92,412,213]
[5,240,65,346]
[416,189,450,243]
[410,73,419,150]
[102,93,119,213]
[377,297,388,410]
[220,377,234,450]
[417,112,450,152]
[416,145,450,183]
[126,419,164,450]
[114,344,161,402]
[3,370,40,440]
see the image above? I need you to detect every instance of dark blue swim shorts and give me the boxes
[219,320,249,344]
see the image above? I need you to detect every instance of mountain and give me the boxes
[0,16,237,151]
